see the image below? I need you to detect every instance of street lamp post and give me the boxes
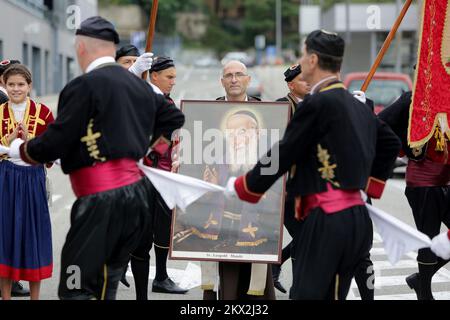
[346,0,351,44]
[276,0,282,59]
[395,0,403,73]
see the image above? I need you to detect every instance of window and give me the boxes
[44,50,49,95]
[54,54,63,92]
[22,43,29,66]
[32,46,42,96]
[66,57,75,83]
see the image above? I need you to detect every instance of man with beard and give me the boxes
[198,60,276,300]
[198,109,276,253]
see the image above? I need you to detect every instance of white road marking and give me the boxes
[182,67,194,82]
[388,179,406,191]
[125,262,202,290]
[52,194,62,203]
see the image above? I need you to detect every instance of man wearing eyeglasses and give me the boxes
[200,60,276,301]
[217,61,260,102]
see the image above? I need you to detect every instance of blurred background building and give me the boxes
[0,0,97,96]
[303,2,419,75]
[0,0,422,95]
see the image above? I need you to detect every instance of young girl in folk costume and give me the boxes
[0,64,54,300]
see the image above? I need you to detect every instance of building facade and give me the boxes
[0,0,97,96]
[301,2,420,77]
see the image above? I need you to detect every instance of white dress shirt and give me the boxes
[85,56,116,74]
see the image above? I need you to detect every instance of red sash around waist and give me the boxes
[69,159,143,198]
[406,158,450,187]
[295,183,364,221]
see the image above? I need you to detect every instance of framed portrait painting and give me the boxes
[170,100,290,263]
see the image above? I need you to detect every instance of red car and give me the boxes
[343,72,413,114]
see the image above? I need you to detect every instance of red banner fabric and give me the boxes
[409,0,450,147]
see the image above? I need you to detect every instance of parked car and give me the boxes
[221,52,255,67]
[343,72,413,115]
[344,72,413,170]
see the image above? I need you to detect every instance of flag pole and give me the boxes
[360,0,413,92]
[142,0,159,80]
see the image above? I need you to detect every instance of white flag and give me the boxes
[366,203,431,265]
[138,161,224,212]
[0,145,10,155]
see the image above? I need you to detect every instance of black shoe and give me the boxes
[11,281,30,297]
[120,267,131,288]
[274,280,287,294]
[152,278,188,294]
[406,273,434,300]
[272,264,281,282]
[120,274,131,288]
[272,264,286,293]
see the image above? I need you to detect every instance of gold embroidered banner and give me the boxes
[408,0,450,147]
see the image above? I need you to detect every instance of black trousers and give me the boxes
[290,206,373,300]
[405,186,450,263]
[58,178,155,300]
[218,262,276,300]
[131,190,172,260]
[284,197,301,238]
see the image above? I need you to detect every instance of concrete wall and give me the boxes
[341,32,372,75]
[315,2,420,76]
[0,0,98,95]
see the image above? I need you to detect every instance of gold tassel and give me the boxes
[435,126,445,152]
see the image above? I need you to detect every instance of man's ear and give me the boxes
[310,53,319,69]
[76,40,86,56]
[287,81,294,91]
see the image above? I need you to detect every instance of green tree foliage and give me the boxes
[241,0,276,46]
[99,0,206,35]
[100,0,404,54]
[202,17,239,55]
